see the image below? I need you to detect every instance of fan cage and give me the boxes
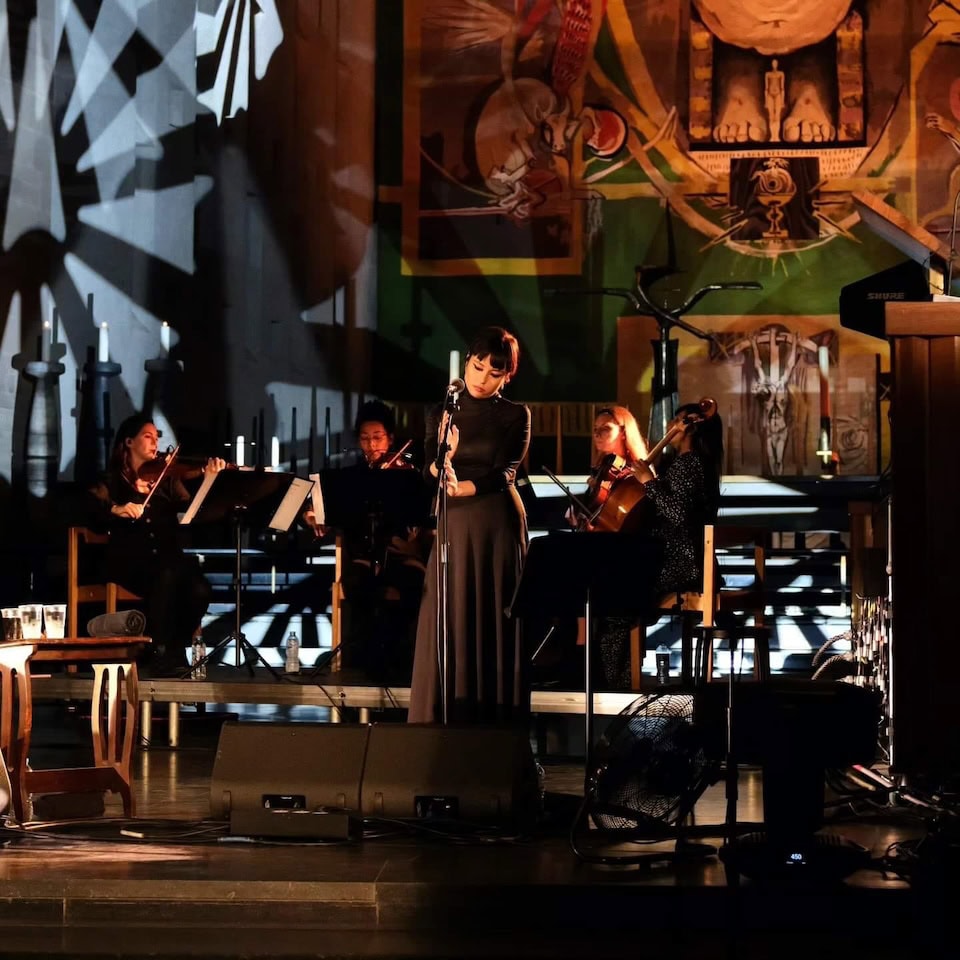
[590,692,710,831]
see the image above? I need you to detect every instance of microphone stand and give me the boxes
[432,384,461,724]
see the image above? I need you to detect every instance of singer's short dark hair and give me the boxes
[354,400,396,437]
[466,326,520,377]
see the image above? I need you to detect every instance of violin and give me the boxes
[136,447,237,506]
[376,439,416,470]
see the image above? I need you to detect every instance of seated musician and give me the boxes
[565,406,652,690]
[632,401,724,605]
[304,400,428,679]
[85,413,226,676]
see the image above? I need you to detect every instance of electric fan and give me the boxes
[571,692,720,863]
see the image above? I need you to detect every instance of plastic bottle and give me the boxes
[655,643,671,685]
[191,636,206,680]
[285,630,300,674]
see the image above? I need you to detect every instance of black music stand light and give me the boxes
[181,469,312,674]
[508,531,663,789]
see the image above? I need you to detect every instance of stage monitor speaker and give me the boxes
[210,722,370,837]
[360,724,540,825]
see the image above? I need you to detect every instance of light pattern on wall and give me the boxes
[0,0,282,478]
[196,0,283,124]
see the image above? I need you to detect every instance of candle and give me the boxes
[160,321,170,357]
[270,565,276,594]
[235,435,245,467]
[98,322,109,363]
[449,349,461,383]
[271,436,280,470]
[41,321,51,361]
[817,345,831,419]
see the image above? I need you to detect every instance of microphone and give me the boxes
[447,378,465,394]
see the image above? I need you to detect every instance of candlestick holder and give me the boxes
[75,357,122,483]
[21,359,67,498]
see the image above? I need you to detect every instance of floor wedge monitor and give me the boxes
[210,721,371,837]
[361,723,540,826]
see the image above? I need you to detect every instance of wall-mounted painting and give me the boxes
[617,314,884,478]
[402,1,960,281]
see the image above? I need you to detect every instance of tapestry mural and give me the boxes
[397,0,960,476]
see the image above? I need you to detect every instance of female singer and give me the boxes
[86,413,225,676]
[408,326,531,724]
[632,402,724,600]
[568,406,651,690]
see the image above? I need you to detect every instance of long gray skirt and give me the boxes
[408,490,528,724]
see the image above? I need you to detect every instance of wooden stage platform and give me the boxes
[0,694,951,959]
[30,667,639,748]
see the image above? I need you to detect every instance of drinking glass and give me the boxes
[18,604,43,639]
[44,603,67,640]
[2,608,22,641]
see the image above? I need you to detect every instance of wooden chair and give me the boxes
[629,524,769,688]
[329,534,345,670]
[66,526,142,638]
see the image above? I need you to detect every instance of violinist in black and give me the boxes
[304,400,428,679]
[86,414,226,676]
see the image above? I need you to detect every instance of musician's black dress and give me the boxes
[643,451,715,594]
[408,391,531,724]
[87,469,210,674]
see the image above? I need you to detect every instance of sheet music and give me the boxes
[179,466,259,525]
[179,471,217,525]
[269,477,313,532]
[309,472,324,526]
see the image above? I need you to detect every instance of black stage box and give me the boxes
[210,722,540,836]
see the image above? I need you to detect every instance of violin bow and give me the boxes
[140,444,181,509]
[380,438,413,469]
[540,465,601,524]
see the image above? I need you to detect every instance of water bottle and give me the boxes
[191,636,206,680]
[285,630,300,674]
[655,643,671,685]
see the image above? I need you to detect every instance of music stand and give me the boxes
[507,531,663,789]
[309,467,428,674]
[181,469,312,673]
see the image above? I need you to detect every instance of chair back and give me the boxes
[66,526,141,637]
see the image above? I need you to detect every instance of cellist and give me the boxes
[632,401,725,604]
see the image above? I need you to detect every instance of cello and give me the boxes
[584,397,718,534]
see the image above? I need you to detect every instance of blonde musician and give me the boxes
[565,406,651,690]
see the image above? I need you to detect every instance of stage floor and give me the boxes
[0,704,945,960]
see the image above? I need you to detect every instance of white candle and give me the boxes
[271,436,280,470]
[448,350,460,383]
[41,321,51,361]
[818,345,831,419]
[271,565,276,594]
[98,322,109,363]
[160,321,170,357]
[235,435,245,467]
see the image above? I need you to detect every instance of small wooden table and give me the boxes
[0,636,149,825]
